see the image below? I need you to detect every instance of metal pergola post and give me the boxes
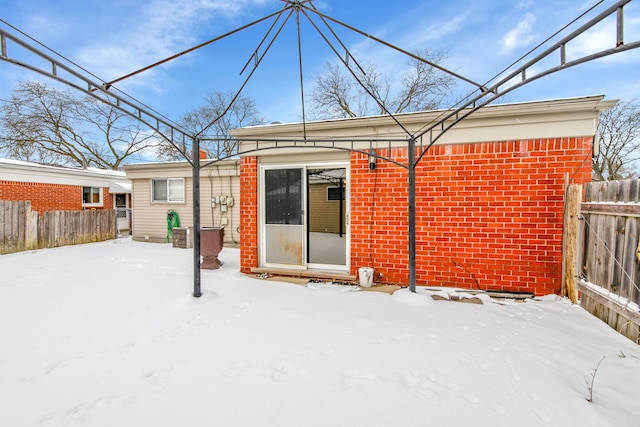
[192,137,202,297]
[408,138,417,292]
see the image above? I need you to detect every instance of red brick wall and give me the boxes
[239,137,593,295]
[351,137,592,295]
[103,189,114,210]
[240,157,258,273]
[0,181,114,214]
[350,147,409,286]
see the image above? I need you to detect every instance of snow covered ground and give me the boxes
[1,238,639,427]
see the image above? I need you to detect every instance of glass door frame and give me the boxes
[259,161,350,272]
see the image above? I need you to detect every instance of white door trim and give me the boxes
[259,161,350,272]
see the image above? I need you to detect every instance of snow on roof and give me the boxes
[0,158,126,177]
[0,157,130,190]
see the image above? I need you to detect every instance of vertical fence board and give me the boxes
[0,201,5,252]
[26,210,38,250]
[41,211,49,248]
[612,216,626,294]
[629,179,640,202]
[596,181,607,201]
[595,215,607,287]
[0,200,8,254]
[601,215,617,291]
[606,180,618,202]
[621,218,638,301]
[617,180,629,202]
[1,201,8,253]
[585,214,602,285]
[15,202,24,252]
[9,201,18,253]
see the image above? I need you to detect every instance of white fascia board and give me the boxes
[232,96,614,151]
[124,159,240,180]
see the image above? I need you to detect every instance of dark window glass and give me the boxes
[327,187,345,201]
[82,187,102,205]
[265,169,302,225]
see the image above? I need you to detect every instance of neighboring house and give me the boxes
[0,158,132,231]
[231,96,615,296]
[124,159,241,245]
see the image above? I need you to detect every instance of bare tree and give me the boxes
[157,91,264,160]
[310,49,455,119]
[593,100,640,181]
[0,81,160,170]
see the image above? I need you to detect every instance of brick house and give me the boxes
[0,158,132,231]
[231,96,614,296]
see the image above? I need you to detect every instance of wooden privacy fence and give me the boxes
[0,201,115,254]
[569,180,640,343]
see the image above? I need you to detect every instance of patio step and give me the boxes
[250,267,356,282]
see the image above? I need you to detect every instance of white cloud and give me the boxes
[403,14,467,50]
[567,14,640,65]
[500,13,536,54]
[568,21,614,58]
[342,6,470,82]
[24,14,69,39]
[73,0,271,91]
[514,0,534,10]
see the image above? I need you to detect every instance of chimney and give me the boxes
[200,150,207,160]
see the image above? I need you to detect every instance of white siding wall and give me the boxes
[128,161,241,244]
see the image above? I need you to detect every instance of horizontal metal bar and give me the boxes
[198,138,411,170]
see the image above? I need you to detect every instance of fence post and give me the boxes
[563,184,582,303]
[25,206,38,250]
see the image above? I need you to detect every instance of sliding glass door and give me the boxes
[261,164,349,271]
[264,168,304,266]
[306,167,347,268]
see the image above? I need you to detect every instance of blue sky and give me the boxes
[1,0,639,127]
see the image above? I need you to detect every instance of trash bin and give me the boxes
[172,227,193,248]
[358,267,374,287]
[201,227,224,269]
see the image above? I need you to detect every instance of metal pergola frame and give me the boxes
[1,0,638,296]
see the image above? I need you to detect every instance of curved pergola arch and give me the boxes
[0,24,194,162]
[199,138,411,169]
[1,0,639,296]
